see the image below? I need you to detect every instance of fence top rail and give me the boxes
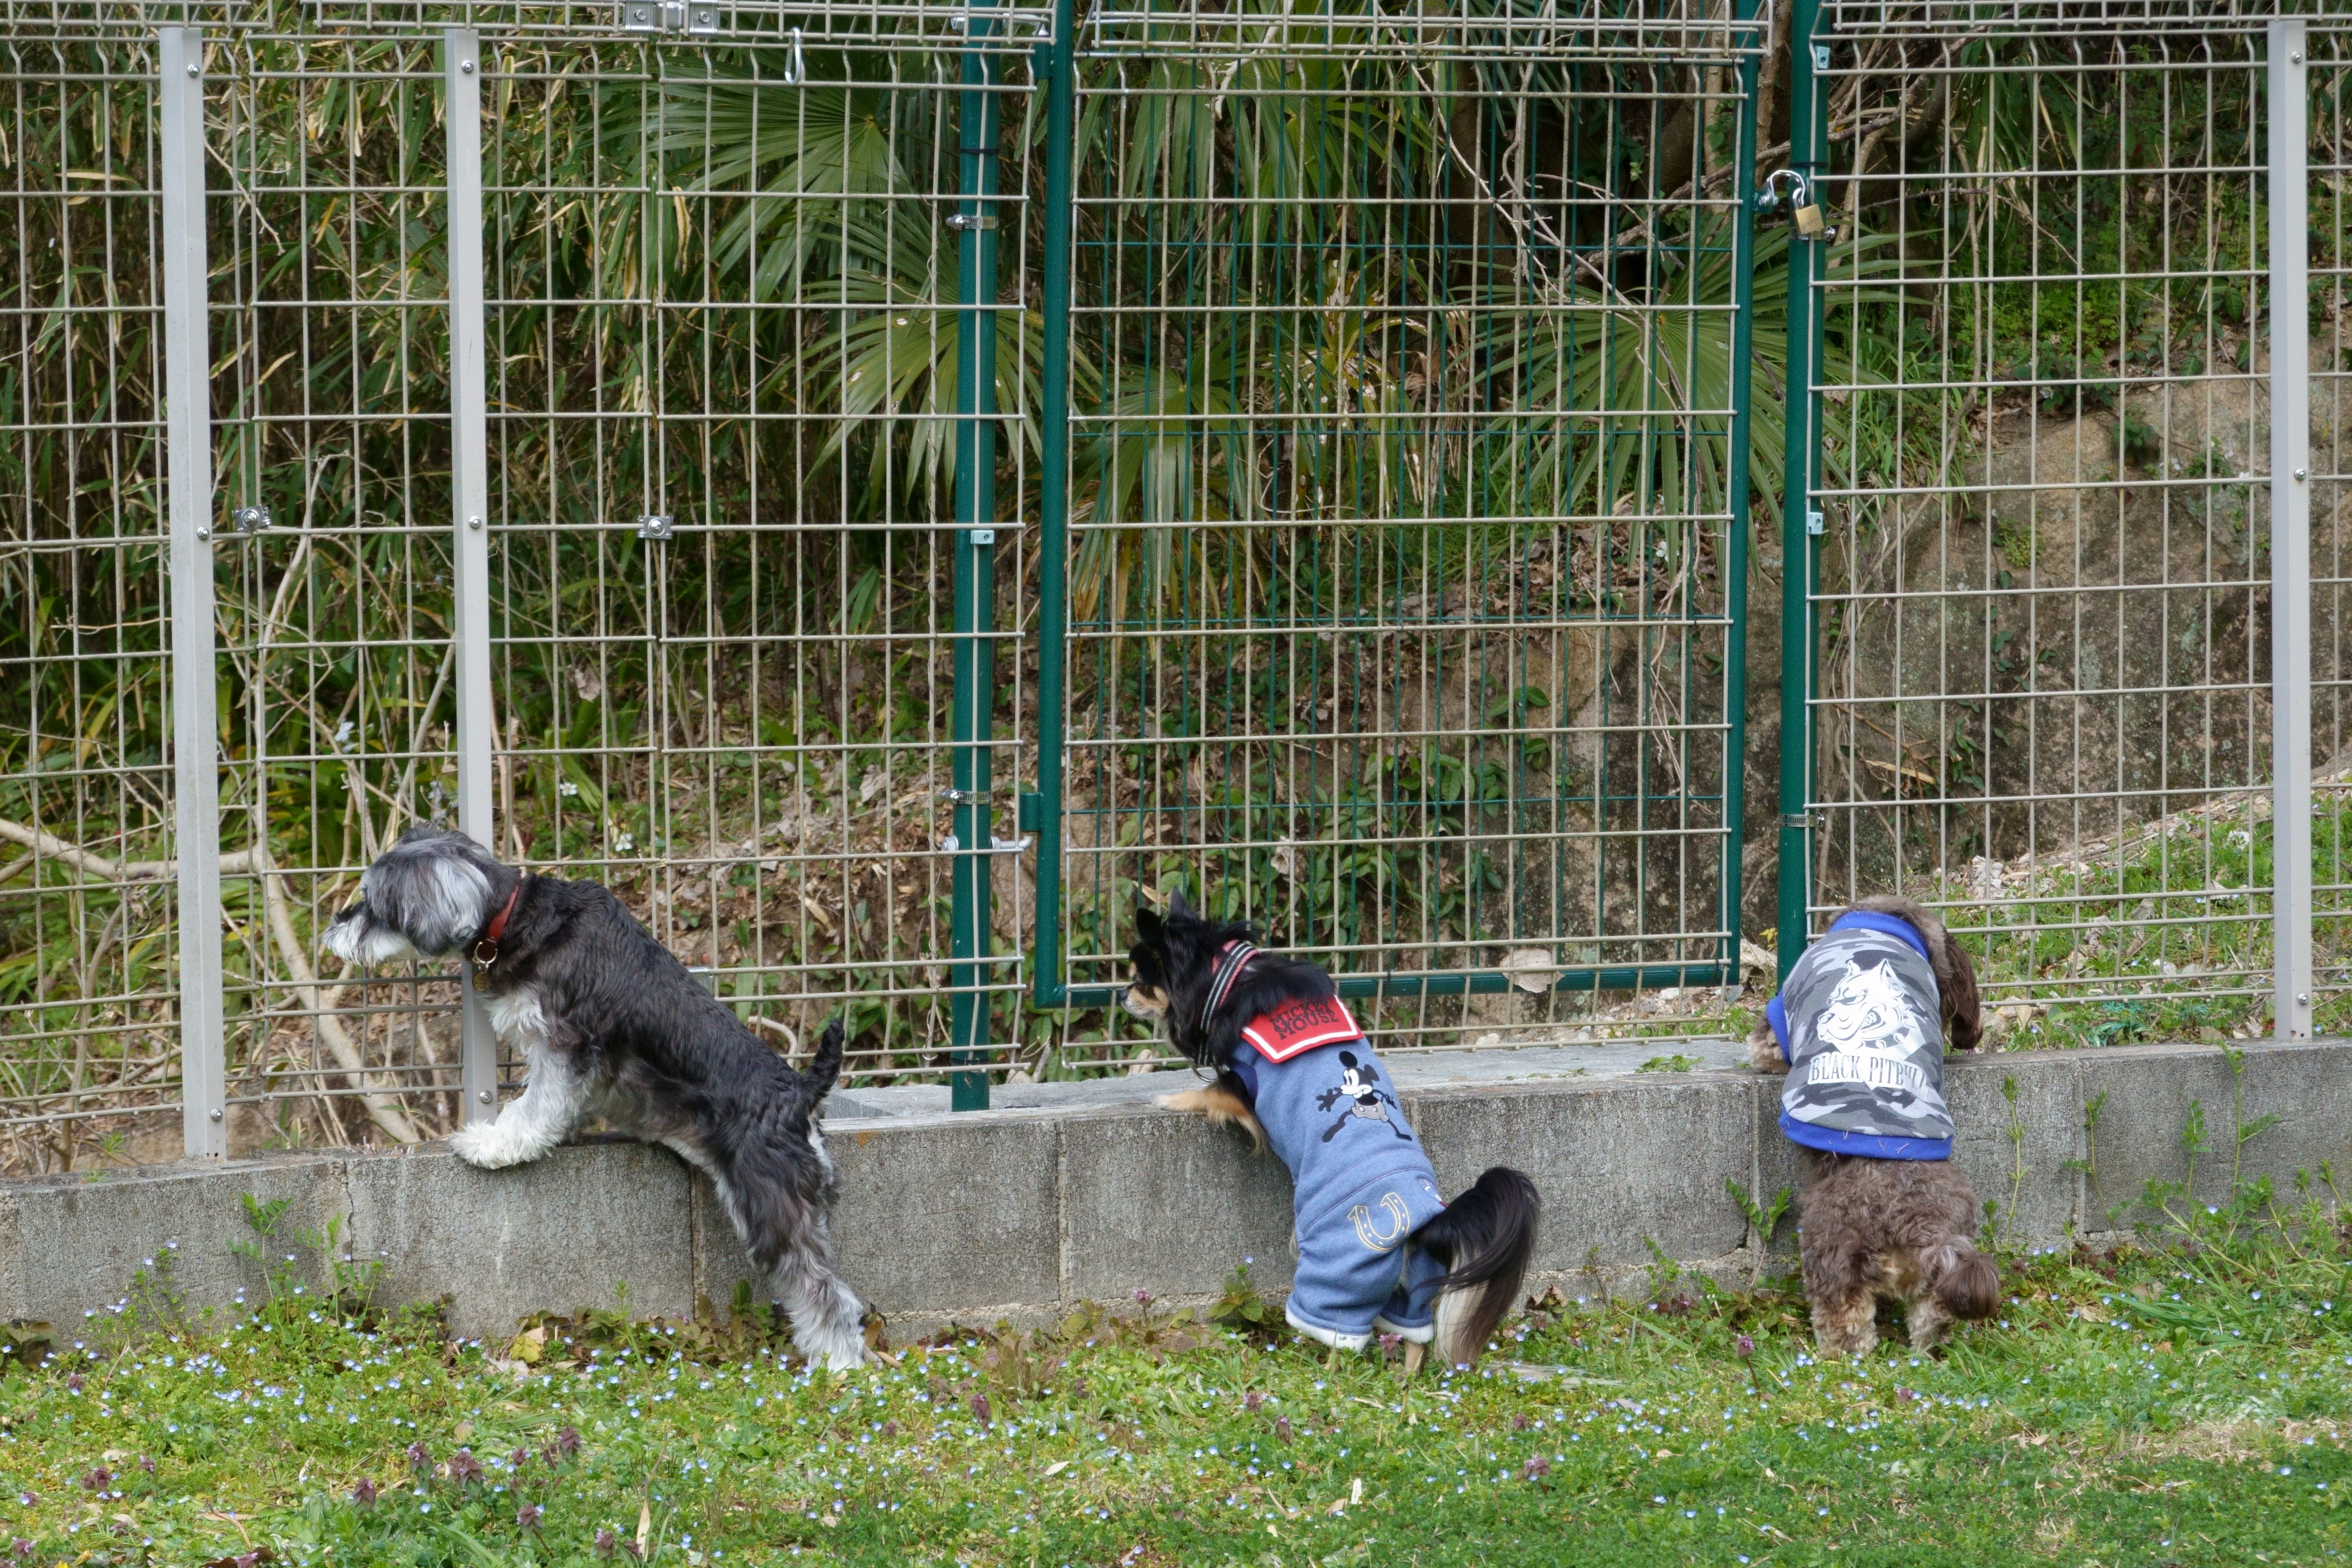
[0,0,1053,45]
[1822,0,2338,37]
[290,0,1053,44]
[1082,0,1770,59]
[0,0,258,32]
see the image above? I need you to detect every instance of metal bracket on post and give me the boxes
[619,1,721,33]
[2270,18,2314,1044]
[160,27,228,1161]
[445,28,502,1120]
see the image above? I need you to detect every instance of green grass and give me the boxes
[10,1198,2352,1567]
[1907,796,2352,1052]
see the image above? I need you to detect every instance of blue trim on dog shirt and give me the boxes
[1825,908,1933,965]
[1778,1110,1950,1161]
[1765,995,1792,1064]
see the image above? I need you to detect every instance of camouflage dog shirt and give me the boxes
[1765,910,1954,1161]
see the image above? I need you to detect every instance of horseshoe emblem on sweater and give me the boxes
[1348,1191,1412,1252]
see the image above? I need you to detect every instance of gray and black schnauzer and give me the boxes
[323,827,867,1370]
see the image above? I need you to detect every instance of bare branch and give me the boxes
[0,819,258,883]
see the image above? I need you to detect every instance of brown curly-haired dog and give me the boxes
[1751,895,2000,1356]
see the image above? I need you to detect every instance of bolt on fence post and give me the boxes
[161,26,229,1160]
[1029,0,1073,1013]
[445,28,501,1116]
[1774,0,1826,985]
[948,1,1003,1111]
[2269,17,2314,1044]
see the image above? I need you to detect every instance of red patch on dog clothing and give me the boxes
[1240,996,1363,1063]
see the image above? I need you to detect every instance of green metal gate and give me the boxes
[1028,0,1771,1069]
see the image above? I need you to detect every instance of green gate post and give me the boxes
[1775,0,1826,984]
[950,0,1003,1110]
[1028,0,1075,1012]
[1721,0,1765,987]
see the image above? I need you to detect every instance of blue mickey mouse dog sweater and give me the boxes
[1209,947,1449,1350]
[1765,910,1954,1160]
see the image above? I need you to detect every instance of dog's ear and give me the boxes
[1134,906,1162,943]
[1166,888,1195,920]
[1938,927,1982,1052]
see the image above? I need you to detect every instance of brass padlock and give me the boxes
[1793,202,1826,238]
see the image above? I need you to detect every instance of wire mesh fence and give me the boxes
[2306,21,2352,1023]
[1797,5,2338,1050]
[197,18,1046,1145]
[1045,0,1767,1065]
[4,0,2349,1171]
[0,26,187,1171]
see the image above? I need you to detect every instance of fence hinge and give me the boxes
[620,1,720,34]
[1016,791,1043,833]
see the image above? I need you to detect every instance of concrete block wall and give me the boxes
[5,1041,2347,1346]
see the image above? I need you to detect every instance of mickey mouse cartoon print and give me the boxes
[1315,1050,1413,1141]
[1123,899,1540,1369]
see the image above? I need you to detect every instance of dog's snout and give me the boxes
[1119,983,1169,1022]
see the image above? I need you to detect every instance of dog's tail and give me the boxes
[803,1016,846,1100]
[1411,1166,1540,1370]
[1924,1240,2000,1321]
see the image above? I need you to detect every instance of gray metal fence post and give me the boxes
[2271,18,2314,1045]
[445,28,500,1118]
[160,27,229,1160]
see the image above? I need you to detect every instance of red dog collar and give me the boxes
[472,882,522,968]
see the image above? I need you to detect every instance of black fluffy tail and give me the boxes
[804,1016,845,1099]
[1410,1166,1541,1369]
